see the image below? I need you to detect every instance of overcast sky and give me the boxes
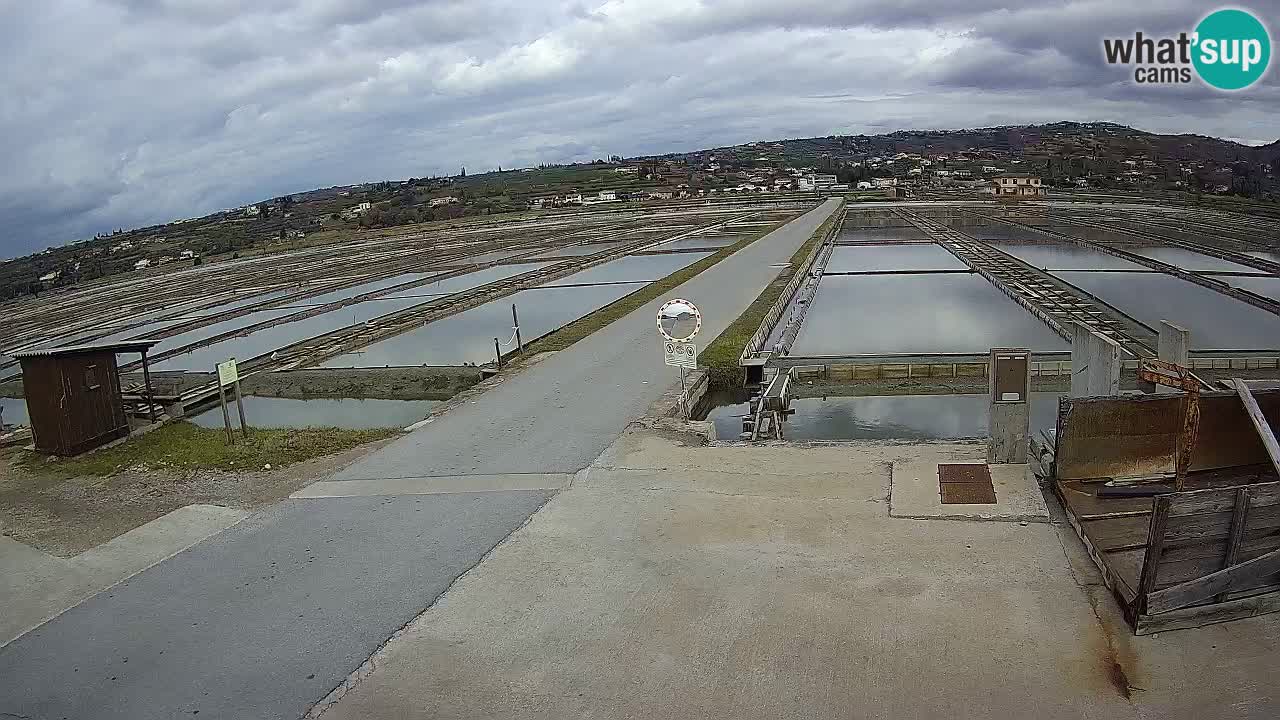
[3,0,1278,258]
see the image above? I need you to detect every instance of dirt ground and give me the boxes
[0,436,396,558]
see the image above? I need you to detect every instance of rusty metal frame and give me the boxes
[1137,358,1203,491]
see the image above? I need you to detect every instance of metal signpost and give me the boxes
[215,358,249,443]
[657,298,702,419]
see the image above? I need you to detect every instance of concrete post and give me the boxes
[1071,323,1121,398]
[1158,320,1190,366]
[988,348,1031,465]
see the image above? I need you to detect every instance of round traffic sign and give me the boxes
[657,298,701,342]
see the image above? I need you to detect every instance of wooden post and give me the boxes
[1232,378,1280,478]
[1217,487,1251,602]
[219,384,234,445]
[1137,495,1172,614]
[233,378,249,440]
[512,303,523,353]
[140,349,157,423]
[494,338,502,369]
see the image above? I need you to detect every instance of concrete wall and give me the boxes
[1071,324,1121,398]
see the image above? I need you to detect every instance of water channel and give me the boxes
[190,396,440,430]
[703,391,1065,441]
[791,273,1069,355]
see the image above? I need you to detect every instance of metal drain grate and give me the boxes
[938,463,997,504]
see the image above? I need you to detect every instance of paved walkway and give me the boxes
[319,430,1280,720]
[0,199,841,720]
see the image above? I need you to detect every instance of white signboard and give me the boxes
[664,341,697,369]
[657,298,701,342]
[216,359,239,387]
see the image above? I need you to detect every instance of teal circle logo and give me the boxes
[1193,9,1271,90]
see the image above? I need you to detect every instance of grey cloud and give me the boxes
[3,0,1278,259]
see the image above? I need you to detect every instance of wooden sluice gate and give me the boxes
[1044,384,1280,634]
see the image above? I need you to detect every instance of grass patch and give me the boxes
[699,206,842,388]
[22,422,399,477]
[519,215,797,355]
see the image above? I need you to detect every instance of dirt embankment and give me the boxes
[116,366,484,401]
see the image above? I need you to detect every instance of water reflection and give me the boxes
[190,396,438,430]
[988,242,1145,271]
[1229,276,1280,301]
[839,227,926,242]
[1056,271,1280,349]
[825,244,966,273]
[322,252,710,367]
[1126,247,1264,273]
[0,396,28,426]
[652,236,737,251]
[792,274,1068,355]
[152,265,556,370]
[705,392,1064,441]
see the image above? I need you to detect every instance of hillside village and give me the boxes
[3,122,1278,303]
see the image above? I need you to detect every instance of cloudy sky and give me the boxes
[3,0,1278,258]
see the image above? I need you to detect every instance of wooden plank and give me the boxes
[1155,537,1280,589]
[1146,546,1280,614]
[1137,496,1172,607]
[1218,487,1252,602]
[1165,504,1280,543]
[1136,589,1280,635]
[1053,480,1139,606]
[1232,378,1280,479]
[1166,480,1280,516]
[1080,515,1151,552]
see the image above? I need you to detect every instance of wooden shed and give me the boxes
[13,340,159,456]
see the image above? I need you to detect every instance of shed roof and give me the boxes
[12,339,160,359]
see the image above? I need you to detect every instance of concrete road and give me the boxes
[0,199,840,720]
[0,493,553,720]
[323,198,841,484]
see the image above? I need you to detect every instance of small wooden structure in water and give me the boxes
[1046,386,1280,634]
[12,340,160,456]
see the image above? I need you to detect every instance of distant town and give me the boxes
[3,121,1277,302]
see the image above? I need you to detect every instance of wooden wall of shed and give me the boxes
[19,350,129,456]
[1055,391,1280,481]
[19,356,65,455]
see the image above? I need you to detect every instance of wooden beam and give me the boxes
[1137,496,1172,609]
[1147,546,1280,614]
[1232,378,1280,479]
[1217,487,1251,603]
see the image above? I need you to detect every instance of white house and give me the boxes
[180,250,196,260]
[428,196,458,207]
[872,177,899,188]
[993,174,1047,198]
[807,174,837,190]
[134,259,151,271]
[856,181,873,190]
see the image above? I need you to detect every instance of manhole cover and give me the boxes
[938,463,997,505]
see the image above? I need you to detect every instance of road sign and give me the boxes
[657,298,701,342]
[216,359,239,387]
[664,340,697,369]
